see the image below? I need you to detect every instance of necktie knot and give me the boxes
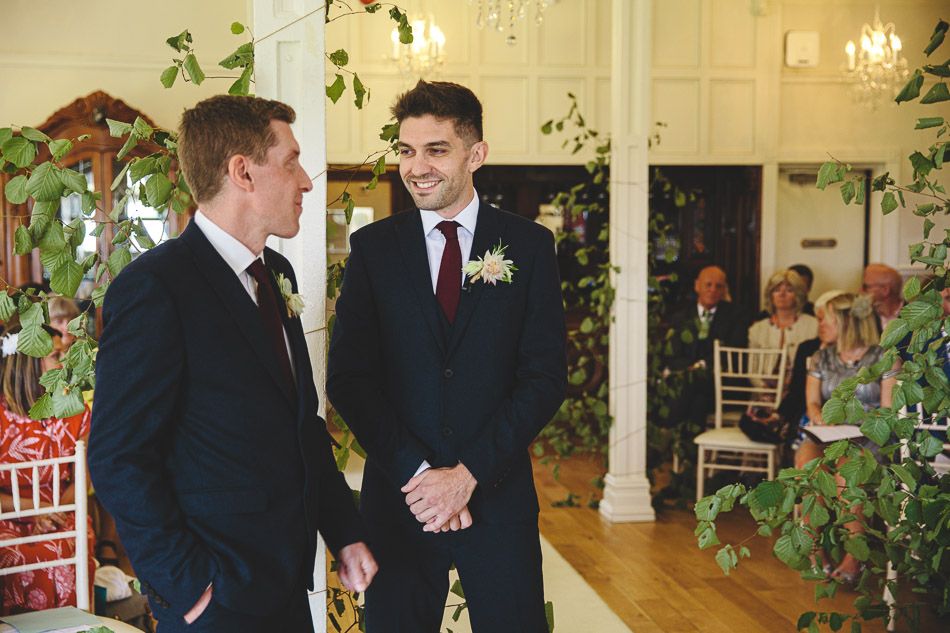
[436,221,460,242]
[246,259,268,284]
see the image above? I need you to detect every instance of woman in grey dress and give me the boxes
[796,292,900,582]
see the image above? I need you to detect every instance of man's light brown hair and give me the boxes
[178,95,296,204]
[391,81,483,146]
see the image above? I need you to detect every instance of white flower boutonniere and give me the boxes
[463,240,517,286]
[275,272,306,317]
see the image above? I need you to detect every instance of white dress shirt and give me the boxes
[193,211,295,380]
[420,189,480,292]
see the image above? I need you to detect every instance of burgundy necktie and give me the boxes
[435,221,462,323]
[246,259,295,389]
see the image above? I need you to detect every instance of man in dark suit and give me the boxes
[664,265,748,428]
[327,81,567,633]
[88,95,376,633]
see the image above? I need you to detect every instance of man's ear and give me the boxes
[227,154,255,193]
[468,141,489,173]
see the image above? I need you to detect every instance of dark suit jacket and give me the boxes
[88,223,366,620]
[326,204,567,527]
[667,300,749,370]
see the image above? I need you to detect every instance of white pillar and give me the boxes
[252,1,329,630]
[599,0,655,523]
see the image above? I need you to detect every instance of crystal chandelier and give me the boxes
[843,7,909,110]
[389,16,445,79]
[469,0,550,46]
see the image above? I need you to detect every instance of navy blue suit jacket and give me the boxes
[88,222,366,620]
[326,203,567,527]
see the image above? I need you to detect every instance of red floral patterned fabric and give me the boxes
[0,399,95,615]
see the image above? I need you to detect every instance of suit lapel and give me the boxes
[446,203,506,359]
[181,224,296,407]
[265,249,310,407]
[395,210,447,355]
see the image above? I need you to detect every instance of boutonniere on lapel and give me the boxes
[462,240,517,286]
[273,272,306,318]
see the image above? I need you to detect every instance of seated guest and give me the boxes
[748,269,818,361]
[664,265,749,428]
[796,292,900,582]
[863,263,903,332]
[0,323,94,614]
[47,296,80,348]
[742,289,842,447]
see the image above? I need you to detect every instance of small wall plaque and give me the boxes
[801,238,837,249]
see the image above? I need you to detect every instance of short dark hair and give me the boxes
[391,81,483,145]
[178,95,296,204]
[789,264,813,287]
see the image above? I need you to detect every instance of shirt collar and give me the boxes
[697,303,718,318]
[193,210,261,277]
[420,188,480,237]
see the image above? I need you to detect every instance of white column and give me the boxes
[252,1,329,630]
[599,0,655,523]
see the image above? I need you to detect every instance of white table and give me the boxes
[0,614,143,633]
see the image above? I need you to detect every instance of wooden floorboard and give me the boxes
[533,454,905,633]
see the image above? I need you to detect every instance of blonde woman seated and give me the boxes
[740,270,819,442]
[796,292,900,582]
[0,324,94,614]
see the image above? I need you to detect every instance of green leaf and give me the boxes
[822,397,846,425]
[840,180,855,205]
[28,393,54,420]
[896,69,924,104]
[815,469,838,498]
[0,293,14,322]
[843,535,870,562]
[219,43,254,70]
[920,434,944,457]
[715,545,738,575]
[61,167,87,195]
[38,221,65,253]
[231,22,245,34]
[48,139,73,161]
[106,118,133,138]
[697,526,720,549]
[166,29,192,52]
[541,120,553,135]
[353,73,367,109]
[20,127,50,143]
[328,49,349,67]
[5,174,28,204]
[545,601,555,633]
[879,318,909,349]
[694,495,722,521]
[50,260,84,298]
[881,191,898,215]
[51,387,84,418]
[229,66,253,96]
[160,65,178,89]
[860,415,889,446]
[924,21,949,56]
[449,579,465,599]
[0,128,11,147]
[902,380,924,406]
[920,82,950,104]
[816,161,843,189]
[107,248,132,278]
[183,53,205,85]
[3,137,37,168]
[750,480,783,510]
[26,162,64,201]
[145,172,174,207]
[916,116,945,129]
[808,503,829,527]
[111,160,131,192]
[13,225,32,255]
[326,74,346,104]
[18,324,52,358]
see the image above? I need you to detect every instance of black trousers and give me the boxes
[364,517,547,633]
[156,588,314,633]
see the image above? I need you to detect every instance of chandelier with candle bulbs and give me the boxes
[843,7,909,110]
[469,0,550,46]
[389,16,445,79]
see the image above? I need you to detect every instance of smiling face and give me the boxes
[397,114,487,219]
[694,267,727,310]
[248,120,312,240]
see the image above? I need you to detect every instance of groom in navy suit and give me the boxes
[88,95,376,632]
[327,81,567,632]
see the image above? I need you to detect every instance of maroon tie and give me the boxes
[435,221,462,323]
[246,259,295,389]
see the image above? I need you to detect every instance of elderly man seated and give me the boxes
[863,263,904,333]
[662,265,749,429]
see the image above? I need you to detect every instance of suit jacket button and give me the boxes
[442,427,453,437]
[443,369,453,379]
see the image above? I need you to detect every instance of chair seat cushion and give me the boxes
[695,427,778,450]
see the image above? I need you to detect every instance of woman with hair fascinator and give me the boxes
[796,292,901,584]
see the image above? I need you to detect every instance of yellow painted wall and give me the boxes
[0,0,249,131]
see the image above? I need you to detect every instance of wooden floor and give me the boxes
[534,455,903,633]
